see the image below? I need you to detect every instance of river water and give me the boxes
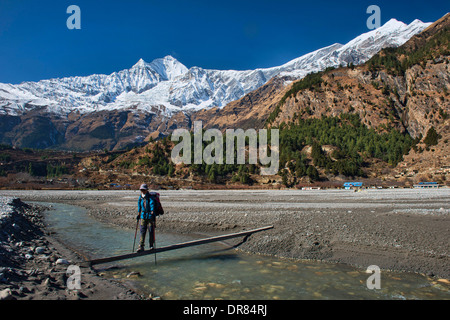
[42,202,449,300]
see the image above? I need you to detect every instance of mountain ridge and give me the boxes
[0,14,448,189]
[0,19,430,117]
[0,18,434,151]
[265,13,449,184]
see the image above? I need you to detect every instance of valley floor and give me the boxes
[1,188,449,299]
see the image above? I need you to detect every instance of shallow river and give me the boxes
[42,202,449,300]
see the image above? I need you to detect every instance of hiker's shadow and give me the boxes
[148,247,239,267]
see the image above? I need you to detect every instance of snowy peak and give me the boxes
[393,18,428,29]
[271,19,431,79]
[132,58,147,69]
[0,18,432,116]
[131,56,188,81]
[148,55,189,80]
[382,18,407,29]
[346,18,431,49]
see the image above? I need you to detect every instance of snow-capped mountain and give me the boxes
[0,19,431,117]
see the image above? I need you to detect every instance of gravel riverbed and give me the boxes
[0,196,140,300]
[1,188,449,299]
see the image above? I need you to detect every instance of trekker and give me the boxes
[136,183,164,252]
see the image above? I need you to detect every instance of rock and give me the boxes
[193,286,207,292]
[56,258,69,265]
[126,271,142,278]
[42,278,51,287]
[35,247,46,254]
[27,269,39,276]
[207,282,225,289]
[40,255,51,261]
[0,288,13,300]
[437,279,450,285]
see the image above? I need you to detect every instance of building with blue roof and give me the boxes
[343,182,363,189]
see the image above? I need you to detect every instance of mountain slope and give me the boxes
[1,19,430,116]
[0,18,432,150]
[266,13,449,184]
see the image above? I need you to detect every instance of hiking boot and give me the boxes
[137,246,145,253]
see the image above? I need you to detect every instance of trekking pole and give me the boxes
[153,218,157,265]
[132,218,140,252]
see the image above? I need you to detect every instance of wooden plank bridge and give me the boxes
[84,225,274,266]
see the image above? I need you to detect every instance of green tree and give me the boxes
[423,127,440,147]
[306,166,319,181]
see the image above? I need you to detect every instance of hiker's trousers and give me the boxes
[139,218,155,248]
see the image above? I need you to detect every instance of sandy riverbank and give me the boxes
[2,188,449,282]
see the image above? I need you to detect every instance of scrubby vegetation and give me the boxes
[423,126,441,147]
[137,135,251,184]
[266,70,329,125]
[367,27,450,76]
[277,114,414,183]
[130,113,414,186]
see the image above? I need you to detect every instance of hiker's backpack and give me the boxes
[149,192,164,216]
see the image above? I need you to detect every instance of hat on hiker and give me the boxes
[139,184,149,190]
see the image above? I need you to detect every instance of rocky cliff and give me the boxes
[266,13,449,183]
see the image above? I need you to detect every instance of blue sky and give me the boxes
[0,0,448,84]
